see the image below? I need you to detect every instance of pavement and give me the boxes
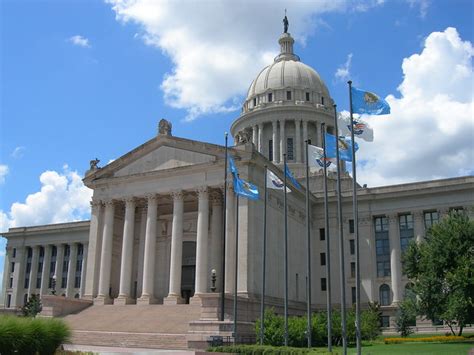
[63,344,214,355]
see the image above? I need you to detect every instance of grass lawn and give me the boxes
[345,342,474,355]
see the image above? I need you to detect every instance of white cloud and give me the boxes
[11,146,26,159]
[0,166,92,232]
[68,35,91,48]
[0,165,9,184]
[357,27,474,187]
[335,53,353,81]
[107,0,385,121]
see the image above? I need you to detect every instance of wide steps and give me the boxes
[63,304,202,349]
[70,330,188,350]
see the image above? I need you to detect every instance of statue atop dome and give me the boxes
[283,15,289,33]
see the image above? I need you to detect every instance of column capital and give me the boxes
[387,213,399,223]
[196,186,209,199]
[210,190,223,205]
[272,120,277,128]
[90,199,103,209]
[145,193,159,202]
[258,122,264,128]
[295,118,302,123]
[279,118,286,124]
[122,196,136,205]
[171,190,184,201]
[413,210,424,221]
[103,199,115,207]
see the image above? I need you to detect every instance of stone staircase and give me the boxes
[63,304,201,349]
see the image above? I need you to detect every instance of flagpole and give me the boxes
[333,104,348,355]
[220,133,228,322]
[260,165,268,345]
[348,80,361,355]
[283,154,289,347]
[233,193,239,344]
[321,123,332,352]
[304,141,312,348]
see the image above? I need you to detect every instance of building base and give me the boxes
[163,294,185,305]
[114,295,135,305]
[93,296,113,305]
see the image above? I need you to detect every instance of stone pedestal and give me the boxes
[93,295,113,305]
[136,295,158,305]
[114,296,135,305]
[163,295,185,305]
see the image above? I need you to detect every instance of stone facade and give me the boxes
[1,30,473,335]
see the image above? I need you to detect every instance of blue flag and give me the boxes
[233,174,260,200]
[284,163,301,189]
[351,86,390,115]
[325,133,358,162]
[228,155,238,176]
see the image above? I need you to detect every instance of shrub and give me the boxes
[384,335,466,344]
[208,344,334,354]
[22,294,43,317]
[0,316,70,355]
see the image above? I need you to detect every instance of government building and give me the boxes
[1,25,473,349]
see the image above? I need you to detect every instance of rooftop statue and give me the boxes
[158,119,173,136]
[283,15,289,33]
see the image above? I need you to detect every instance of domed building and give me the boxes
[1,22,473,350]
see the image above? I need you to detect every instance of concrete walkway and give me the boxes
[63,344,214,355]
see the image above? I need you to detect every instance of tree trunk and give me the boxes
[447,321,455,336]
[457,324,463,336]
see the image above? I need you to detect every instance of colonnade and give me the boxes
[86,186,233,305]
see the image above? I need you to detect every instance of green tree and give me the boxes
[21,294,42,317]
[403,211,474,336]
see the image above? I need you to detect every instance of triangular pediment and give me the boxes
[114,145,216,177]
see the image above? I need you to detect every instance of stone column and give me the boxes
[316,122,323,147]
[209,191,223,292]
[193,187,210,298]
[280,119,286,162]
[388,213,402,304]
[80,244,88,298]
[117,198,136,305]
[302,120,308,163]
[165,191,185,304]
[138,195,158,305]
[12,247,26,308]
[54,244,65,294]
[252,125,258,146]
[84,200,103,299]
[0,248,10,307]
[66,243,78,298]
[272,121,279,163]
[96,200,115,304]
[28,246,40,297]
[295,119,302,163]
[40,245,52,295]
[137,207,147,298]
[258,123,263,153]
[413,210,424,244]
[224,185,235,293]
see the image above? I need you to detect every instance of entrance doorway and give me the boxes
[181,241,196,304]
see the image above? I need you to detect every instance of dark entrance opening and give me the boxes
[181,241,196,304]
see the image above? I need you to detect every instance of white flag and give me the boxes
[338,111,374,142]
[266,170,290,192]
[308,144,337,172]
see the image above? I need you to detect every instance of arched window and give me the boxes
[380,284,391,306]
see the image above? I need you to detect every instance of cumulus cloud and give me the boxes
[0,166,92,232]
[107,0,385,121]
[11,146,26,159]
[0,165,9,184]
[335,53,353,81]
[68,35,91,48]
[356,27,474,187]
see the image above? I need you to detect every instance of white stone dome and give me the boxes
[246,59,330,100]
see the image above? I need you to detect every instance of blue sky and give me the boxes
[0,0,473,284]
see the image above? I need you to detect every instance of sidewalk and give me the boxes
[63,344,214,355]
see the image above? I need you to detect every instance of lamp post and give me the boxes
[211,269,217,292]
[51,275,57,295]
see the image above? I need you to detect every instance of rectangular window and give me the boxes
[9,277,13,288]
[381,316,390,328]
[78,244,84,257]
[7,294,11,308]
[64,245,70,257]
[287,138,294,160]
[399,214,414,252]
[74,275,81,288]
[61,276,67,289]
[268,93,273,102]
[286,91,292,100]
[24,277,29,289]
[269,139,273,161]
[51,246,57,257]
[351,287,356,304]
[10,262,15,273]
[320,253,326,266]
[374,216,391,277]
[424,211,439,229]
[321,96,325,105]
[253,98,257,107]
[321,277,327,291]
[36,275,41,289]
[295,273,299,300]
[319,228,325,241]
[351,262,356,278]
[349,239,355,255]
[349,219,355,233]
[12,248,16,258]
[306,92,310,101]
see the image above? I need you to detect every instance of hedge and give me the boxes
[208,344,336,354]
[0,315,70,355]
